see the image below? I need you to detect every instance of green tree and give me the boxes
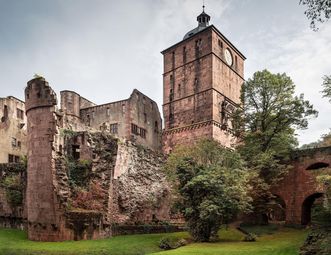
[300,0,331,31]
[166,139,252,242]
[234,70,317,223]
[322,75,331,102]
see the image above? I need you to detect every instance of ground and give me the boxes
[0,226,307,255]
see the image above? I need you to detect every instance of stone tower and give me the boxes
[25,77,65,241]
[162,7,245,153]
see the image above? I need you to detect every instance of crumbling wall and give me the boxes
[112,141,170,224]
[0,163,26,229]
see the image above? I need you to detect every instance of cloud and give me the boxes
[0,0,330,145]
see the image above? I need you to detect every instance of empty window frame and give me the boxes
[110,123,118,134]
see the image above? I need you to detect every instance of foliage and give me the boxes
[71,181,106,211]
[0,227,308,255]
[300,0,331,31]
[300,227,331,255]
[0,175,24,207]
[315,172,331,225]
[67,159,92,187]
[158,237,187,250]
[322,75,331,102]
[243,233,257,242]
[233,69,317,223]
[166,139,252,242]
[60,128,77,138]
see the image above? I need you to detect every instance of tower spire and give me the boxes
[197,1,210,27]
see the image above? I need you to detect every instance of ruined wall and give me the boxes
[0,97,27,163]
[65,132,170,226]
[22,78,171,241]
[112,140,170,224]
[80,89,162,151]
[0,163,26,229]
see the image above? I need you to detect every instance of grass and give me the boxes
[0,226,308,255]
[151,227,308,255]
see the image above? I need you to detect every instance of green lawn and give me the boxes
[0,226,307,255]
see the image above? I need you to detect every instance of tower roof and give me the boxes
[184,5,211,40]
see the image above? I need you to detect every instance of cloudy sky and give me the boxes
[0,0,330,145]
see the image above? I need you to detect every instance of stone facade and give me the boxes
[61,89,162,151]
[272,147,331,225]
[0,96,27,163]
[18,77,170,241]
[162,10,245,153]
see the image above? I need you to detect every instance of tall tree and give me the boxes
[234,70,318,223]
[165,139,252,242]
[322,75,331,102]
[300,0,331,31]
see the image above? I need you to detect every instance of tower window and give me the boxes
[110,123,118,134]
[169,88,174,101]
[172,51,175,68]
[17,108,24,119]
[107,107,110,116]
[11,137,17,147]
[154,121,158,133]
[131,123,139,135]
[140,128,146,139]
[235,56,238,69]
[183,47,187,63]
[144,113,147,123]
[218,39,223,49]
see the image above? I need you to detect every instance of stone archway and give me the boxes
[301,193,324,225]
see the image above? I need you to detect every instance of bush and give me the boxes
[0,175,24,207]
[159,237,187,250]
[244,233,257,242]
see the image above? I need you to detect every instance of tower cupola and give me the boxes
[183,5,211,39]
[197,5,210,27]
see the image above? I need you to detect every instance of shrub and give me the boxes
[158,237,187,250]
[0,175,24,207]
[244,233,257,242]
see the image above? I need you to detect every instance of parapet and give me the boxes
[25,77,57,113]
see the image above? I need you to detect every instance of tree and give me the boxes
[234,70,318,223]
[322,75,331,102]
[300,0,331,31]
[165,139,252,242]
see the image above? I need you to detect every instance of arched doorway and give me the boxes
[301,193,324,225]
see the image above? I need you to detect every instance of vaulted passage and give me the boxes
[306,162,329,170]
[301,193,324,225]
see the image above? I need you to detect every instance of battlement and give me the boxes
[25,77,57,113]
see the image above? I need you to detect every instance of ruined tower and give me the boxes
[25,77,66,241]
[162,7,245,153]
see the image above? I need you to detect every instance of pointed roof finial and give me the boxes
[203,0,205,12]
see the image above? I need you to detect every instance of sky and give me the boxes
[0,0,330,145]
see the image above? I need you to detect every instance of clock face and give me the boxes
[224,49,233,66]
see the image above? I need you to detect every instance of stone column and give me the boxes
[25,77,67,241]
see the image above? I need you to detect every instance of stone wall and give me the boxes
[272,147,331,225]
[0,163,27,230]
[162,25,245,154]
[21,78,171,241]
[0,96,27,163]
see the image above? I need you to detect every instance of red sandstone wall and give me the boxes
[162,26,245,153]
[272,149,330,225]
